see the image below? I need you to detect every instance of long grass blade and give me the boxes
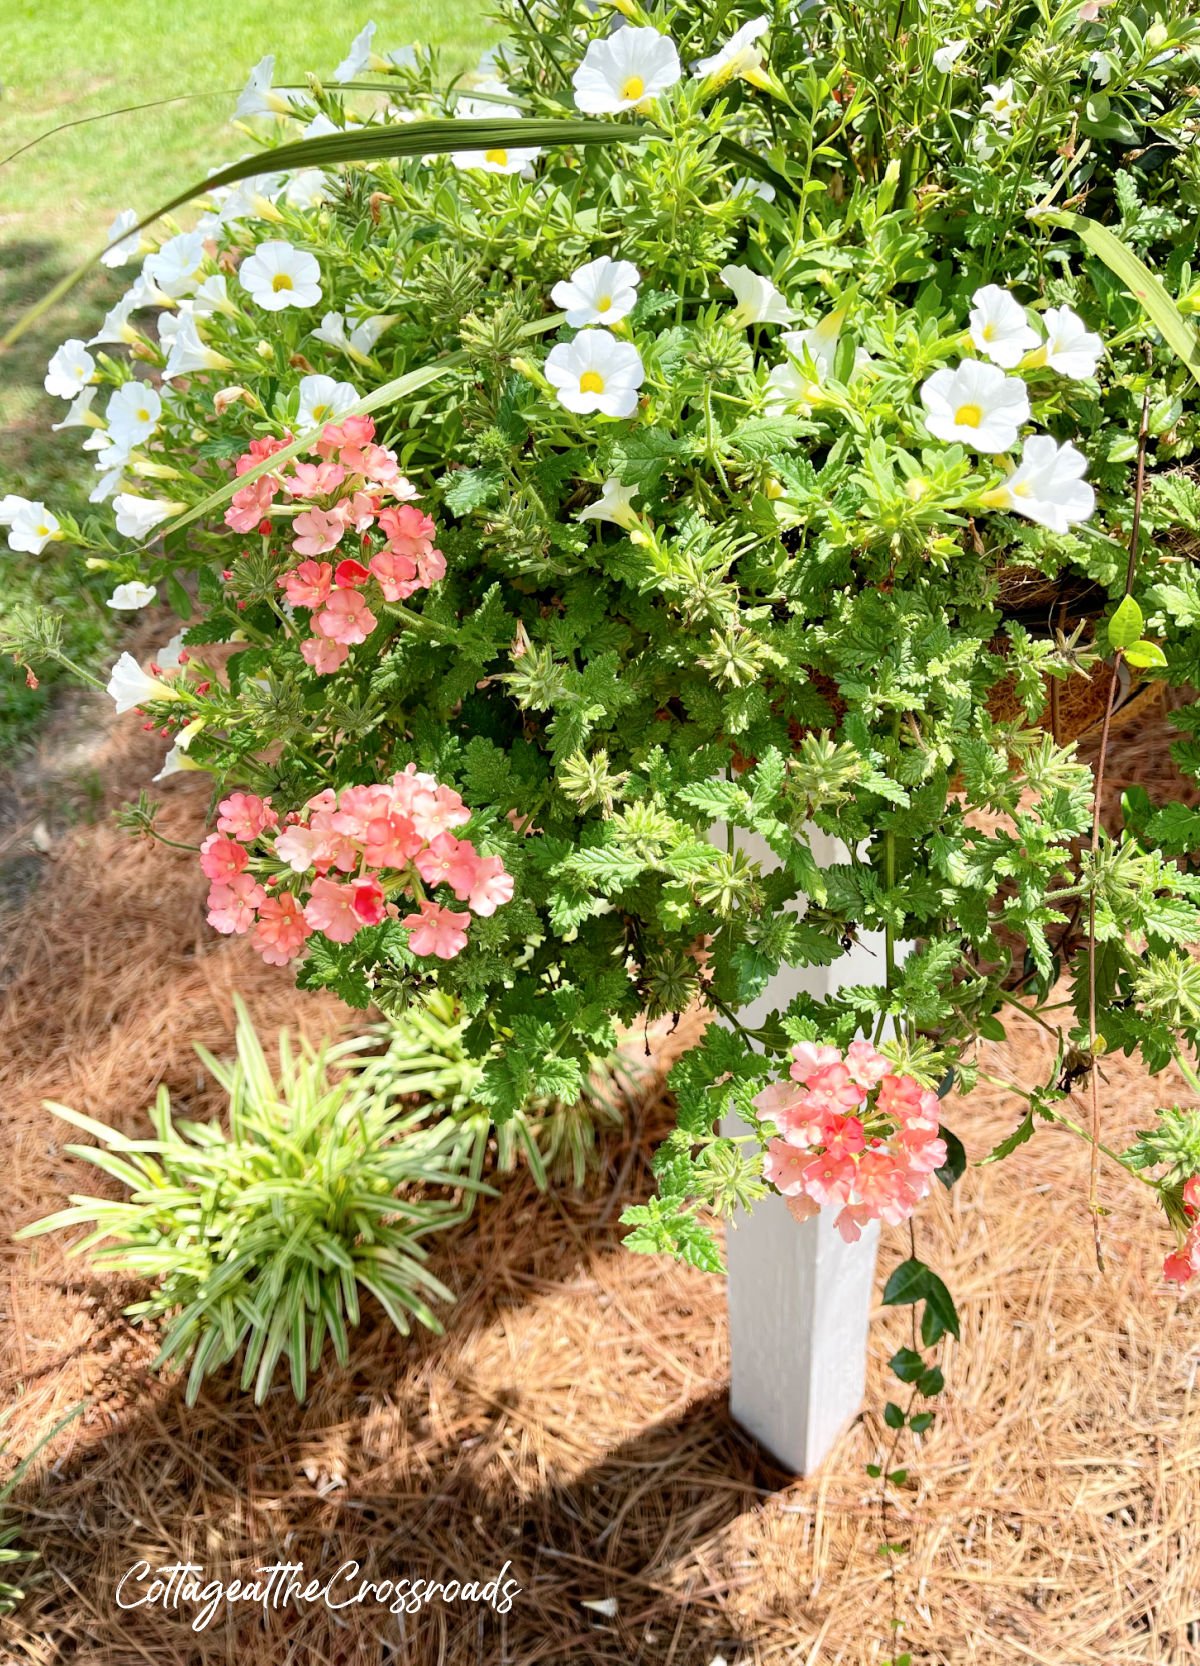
[1031,208,1200,389]
[2,118,645,347]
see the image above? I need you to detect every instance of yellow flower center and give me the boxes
[596,295,612,313]
[954,402,984,428]
[271,272,295,293]
[982,323,997,341]
[1012,481,1032,497]
[311,403,330,422]
[36,524,50,537]
[137,407,151,423]
[621,75,645,101]
[484,147,508,165]
[579,370,606,394]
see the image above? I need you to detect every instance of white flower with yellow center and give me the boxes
[52,387,99,432]
[920,360,1029,452]
[692,17,770,84]
[544,329,644,418]
[144,231,208,299]
[235,54,301,119]
[968,285,1040,369]
[450,97,542,174]
[106,651,182,715]
[162,316,234,382]
[551,256,641,328]
[113,494,181,540]
[100,208,144,269]
[721,263,794,327]
[297,373,361,429]
[106,381,162,450]
[106,581,158,611]
[240,240,322,312]
[764,312,852,412]
[1042,305,1104,380]
[573,26,681,114]
[44,340,96,399]
[932,39,969,74]
[576,477,640,529]
[4,499,61,555]
[981,435,1094,532]
[980,78,1019,125]
[313,311,394,362]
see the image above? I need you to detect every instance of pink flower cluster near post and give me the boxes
[755,1040,948,1242]
[1163,1176,1200,1285]
[199,770,513,965]
[223,417,446,675]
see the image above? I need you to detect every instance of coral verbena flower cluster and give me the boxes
[1164,1176,1200,1285]
[225,415,445,675]
[200,772,513,966]
[756,1041,948,1242]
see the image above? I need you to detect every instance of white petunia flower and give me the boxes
[573,26,682,114]
[544,329,644,418]
[106,651,181,715]
[932,39,969,74]
[44,339,95,399]
[156,632,188,671]
[576,477,640,529]
[0,495,25,525]
[296,373,361,428]
[920,360,1030,452]
[971,126,999,162]
[235,54,300,119]
[239,240,323,312]
[765,311,863,411]
[450,96,542,174]
[551,256,641,328]
[89,467,126,504]
[162,316,233,381]
[333,21,376,82]
[192,274,237,317]
[52,387,99,431]
[980,78,1019,124]
[721,263,794,327]
[144,231,208,299]
[89,279,156,348]
[968,285,1040,369]
[106,581,158,611]
[100,208,143,269]
[981,435,1094,531]
[113,493,181,539]
[6,500,61,555]
[312,310,392,360]
[692,16,770,83]
[153,743,187,782]
[283,168,329,209]
[1042,305,1104,380]
[106,381,162,449]
[305,112,341,139]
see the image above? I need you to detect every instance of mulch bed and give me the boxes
[1,685,1199,1664]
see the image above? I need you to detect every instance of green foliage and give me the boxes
[18,1002,478,1404]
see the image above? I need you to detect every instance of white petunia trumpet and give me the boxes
[544,329,645,418]
[980,435,1094,532]
[551,256,641,328]
[919,359,1030,452]
[573,26,681,114]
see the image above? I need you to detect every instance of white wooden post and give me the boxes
[713,825,895,1474]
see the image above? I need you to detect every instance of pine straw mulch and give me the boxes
[1,687,1200,1665]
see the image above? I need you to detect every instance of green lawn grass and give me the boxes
[0,2,495,752]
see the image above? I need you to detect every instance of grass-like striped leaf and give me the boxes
[1031,207,1200,389]
[2,117,645,347]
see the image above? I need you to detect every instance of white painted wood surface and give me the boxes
[713,825,895,1474]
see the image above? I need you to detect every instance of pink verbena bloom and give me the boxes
[402,899,471,959]
[293,505,346,556]
[820,1113,867,1163]
[360,444,410,489]
[313,588,377,645]
[225,474,277,533]
[763,1139,809,1196]
[206,873,265,935]
[369,547,420,602]
[789,1041,843,1083]
[804,1061,866,1113]
[199,832,248,884]
[852,1148,919,1226]
[363,808,422,869]
[333,556,371,589]
[283,460,346,499]
[274,823,319,873]
[217,792,278,841]
[1164,1222,1200,1286]
[415,832,482,896]
[845,1039,889,1088]
[281,560,333,609]
[350,873,387,926]
[801,1150,856,1208]
[253,892,311,964]
[317,413,375,462]
[300,637,350,674]
[834,1203,873,1244]
[304,876,364,944]
[876,1072,927,1119]
[338,489,380,534]
[463,854,513,916]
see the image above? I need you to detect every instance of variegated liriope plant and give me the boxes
[7,1,1200,1397]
